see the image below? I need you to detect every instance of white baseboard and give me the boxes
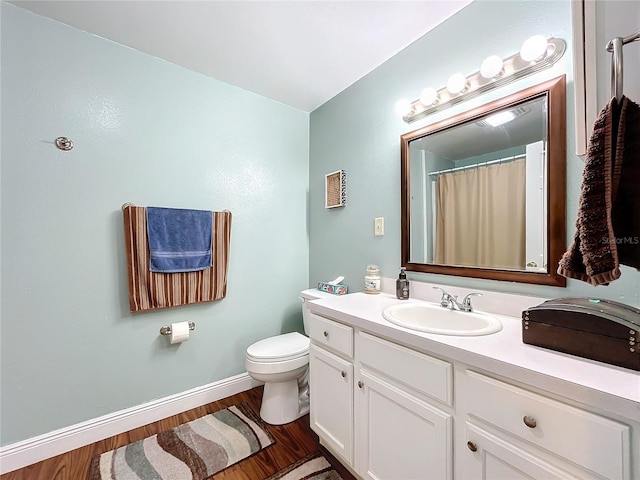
[0,372,261,475]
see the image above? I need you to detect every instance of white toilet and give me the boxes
[245,288,333,425]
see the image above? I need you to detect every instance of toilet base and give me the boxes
[260,379,309,425]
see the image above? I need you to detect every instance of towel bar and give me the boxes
[606,30,640,101]
[121,202,231,213]
[160,322,196,335]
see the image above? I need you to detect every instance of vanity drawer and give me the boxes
[357,332,452,405]
[308,312,353,358]
[465,370,630,479]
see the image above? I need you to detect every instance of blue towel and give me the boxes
[146,207,212,273]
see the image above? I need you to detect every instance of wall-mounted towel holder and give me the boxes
[121,202,231,213]
[606,30,640,101]
[160,322,196,336]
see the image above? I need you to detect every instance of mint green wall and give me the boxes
[0,3,309,445]
[310,0,640,306]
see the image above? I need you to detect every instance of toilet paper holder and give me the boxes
[160,322,196,336]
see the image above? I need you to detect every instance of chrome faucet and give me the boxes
[433,286,463,310]
[433,287,483,312]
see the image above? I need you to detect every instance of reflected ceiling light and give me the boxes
[446,73,468,95]
[520,34,549,62]
[395,99,413,117]
[420,87,439,106]
[397,36,566,123]
[485,110,516,127]
[480,55,504,79]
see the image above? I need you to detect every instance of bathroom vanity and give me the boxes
[307,287,639,480]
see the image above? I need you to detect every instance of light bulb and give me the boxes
[520,35,548,62]
[419,87,439,106]
[446,73,468,95]
[395,99,413,117]
[480,55,504,79]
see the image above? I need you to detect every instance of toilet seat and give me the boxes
[246,332,309,363]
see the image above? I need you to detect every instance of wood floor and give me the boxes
[1,386,356,480]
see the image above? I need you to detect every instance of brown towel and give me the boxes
[611,98,640,270]
[123,205,232,312]
[558,96,640,285]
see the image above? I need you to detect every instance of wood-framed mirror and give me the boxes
[401,75,566,286]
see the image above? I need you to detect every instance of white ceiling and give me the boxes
[10,0,473,112]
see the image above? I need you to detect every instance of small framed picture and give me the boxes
[325,170,346,208]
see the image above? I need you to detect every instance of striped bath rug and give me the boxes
[88,403,274,480]
[267,451,343,480]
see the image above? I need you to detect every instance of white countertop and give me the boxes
[309,291,640,421]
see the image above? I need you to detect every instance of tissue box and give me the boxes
[317,282,348,295]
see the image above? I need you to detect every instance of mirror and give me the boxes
[401,76,566,286]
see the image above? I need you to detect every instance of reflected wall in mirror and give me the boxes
[401,76,567,286]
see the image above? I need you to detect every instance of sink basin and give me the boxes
[382,302,502,336]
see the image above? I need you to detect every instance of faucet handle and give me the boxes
[462,292,483,312]
[433,286,452,308]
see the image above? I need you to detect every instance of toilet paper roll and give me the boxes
[170,321,190,344]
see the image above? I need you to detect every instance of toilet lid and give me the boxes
[247,332,309,361]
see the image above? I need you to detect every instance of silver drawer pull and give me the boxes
[341,371,347,378]
[358,381,364,389]
[523,415,537,428]
[323,331,329,337]
[467,441,478,452]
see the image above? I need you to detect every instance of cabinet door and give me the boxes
[309,344,353,464]
[356,370,452,480]
[464,423,587,480]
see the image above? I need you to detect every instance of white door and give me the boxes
[463,423,586,480]
[356,369,452,480]
[309,344,353,464]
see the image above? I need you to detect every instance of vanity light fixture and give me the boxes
[398,35,565,123]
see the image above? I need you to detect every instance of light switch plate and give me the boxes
[374,217,384,236]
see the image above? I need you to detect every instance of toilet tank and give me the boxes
[299,288,335,334]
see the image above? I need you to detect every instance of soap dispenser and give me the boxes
[396,267,410,300]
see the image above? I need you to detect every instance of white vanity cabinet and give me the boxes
[309,312,455,479]
[307,305,637,480]
[308,312,355,464]
[461,371,632,480]
[464,423,578,479]
[355,332,454,480]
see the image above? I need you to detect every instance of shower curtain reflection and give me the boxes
[434,159,526,269]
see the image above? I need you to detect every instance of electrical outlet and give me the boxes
[374,217,384,236]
